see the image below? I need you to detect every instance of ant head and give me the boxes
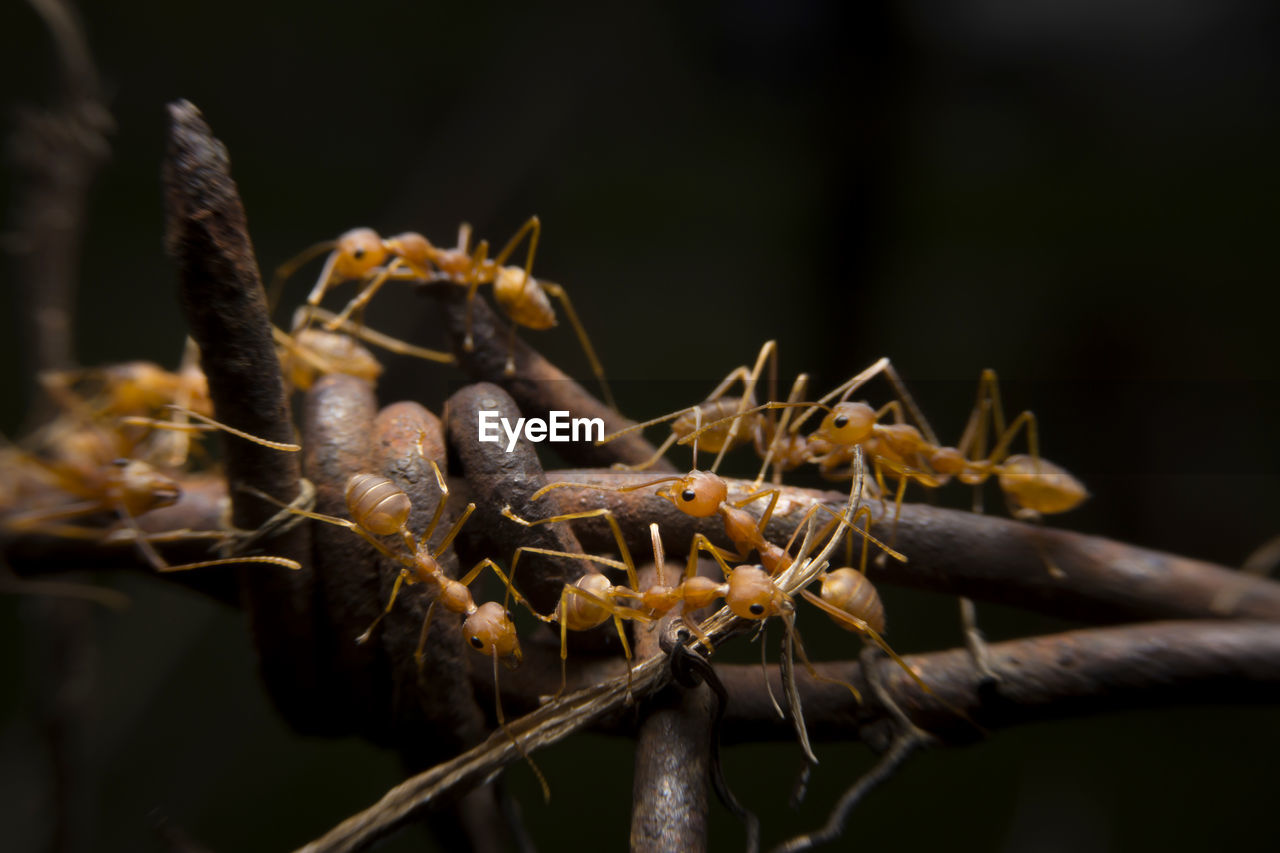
[344,473,410,536]
[659,470,727,518]
[816,402,877,447]
[332,228,388,279]
[724,565,780,620]
[463,600,522,662]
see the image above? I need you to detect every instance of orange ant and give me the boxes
[271,466,528,660]
[3,449,301,575]
[274,324,384,391]
[895,369,1089,519]
[276,217,615,408]
[37,342,213,468]
[685,363,1087,684]
[260,462,551,799]
[682,360,1088,521]
[499,503,655,698]
[8,368,302,577]
[681,489,940,764]
[531,461,900,592]
[600,340,812,482]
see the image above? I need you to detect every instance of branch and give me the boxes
[302,619,1280,853]
[8,0,114,415]
[537,470,1280,625]
[630,585,714,853]
[9,468,1280,629]
[163,99,317,729]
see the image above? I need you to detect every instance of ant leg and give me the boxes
[787,608,862,703]
[755,372,810,487]
[958,596,999,686]
[799,590,933,696]
[709,341,777,473]
[986,410,1040,468]
[612,431,681,472]
[412,598,440,670]
[244,486,415,570]
[502,505,638,591]
[153,555,302,572]
[490,215,541,270]
[789,357,892,434]
[323,258,408,331]
[299,306,455,364]
[491,219,542,378]
[539,282,617,412]
[267,239,336,314]
[466,557,539,617]
[731,487,781,532]
[427,499,472,559]
[686,532,737,585]
[492,650,552,802]
[530,475,684,503]
[878,360,938,446]
[461,237,492,352]
[560,584,651,699]
[675,400,816,454]
[122,406,300,452]
[298,249,344,325]
[357,568,413,644]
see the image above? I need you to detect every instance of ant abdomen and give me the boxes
[997,454,1088,517]
[671,398,756,454]
[819,568,886,635]
[344,473,411,536]
[493,267,556,330]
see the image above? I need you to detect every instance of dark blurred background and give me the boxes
[2,1,1278,851]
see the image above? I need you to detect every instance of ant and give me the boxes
[499,503,655,698]
[600,340,812,482]
[683,362,1087,684]
[275,217,615,408]
[3,444,301,575]
[9,362,303,577]
[38,342,213,468]
[682,359,1087,521]
[261,462,552,799]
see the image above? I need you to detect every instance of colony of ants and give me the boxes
[1,213,1091,846]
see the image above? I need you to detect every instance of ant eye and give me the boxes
[352,248,365,260]
[749,603,765,616]
[833,415,849,429]
[112,458,129,467]
[469,636,484,650]
[681,489,697,503]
